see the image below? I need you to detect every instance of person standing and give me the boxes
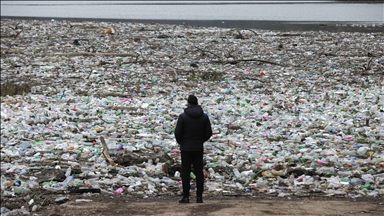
[175,95,212,203]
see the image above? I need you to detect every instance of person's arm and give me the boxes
[175,115,183,144]
[205,117,213,142]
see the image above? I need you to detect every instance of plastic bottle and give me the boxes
[174,171,180,177]
[114,188,124,194]
[13,187,30,194]
[27,177,39,189]
[233,168,241,178]
[256,178,268,188]
[61,176,74,188]
[190,172,196,179]
[361,183,371,190]
[295,174,306,181]
[317,159,328,165]
[208,162,219,168]
[65,167,72,177]
[357,147,369,156]
[349,179,364,186]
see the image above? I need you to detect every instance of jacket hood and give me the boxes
[184,105,204,118]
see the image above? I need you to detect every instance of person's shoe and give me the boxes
[196,197,203,203]
[179,197,190,203]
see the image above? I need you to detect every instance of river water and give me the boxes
[1,1,383,31]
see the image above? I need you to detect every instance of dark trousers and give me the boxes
[181,151,204,197]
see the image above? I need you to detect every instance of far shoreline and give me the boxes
[1,16,383,33]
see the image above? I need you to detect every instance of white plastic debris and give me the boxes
[0,19,383,213]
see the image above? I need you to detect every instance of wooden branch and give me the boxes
[14,30,23,38]
[2,49,25,54]
[194,46,222,59]
[120,60,156,64]
[55,52,139,57]
[246,29,258,36]
[100,136,116,166]
[278,33,301,37]
[234,30,243,39]
[212,58,284,66]
[365,57,373,70]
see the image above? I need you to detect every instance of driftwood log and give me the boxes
[99,136,116,166]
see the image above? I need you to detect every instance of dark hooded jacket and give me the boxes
[175,105,212,151]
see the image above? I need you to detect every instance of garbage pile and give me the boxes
[1,19,383,214]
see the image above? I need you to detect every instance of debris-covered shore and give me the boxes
[0,19,383,215]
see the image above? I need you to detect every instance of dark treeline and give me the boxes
[336,0,383,1]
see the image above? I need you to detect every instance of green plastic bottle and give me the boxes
[190,172,196,179]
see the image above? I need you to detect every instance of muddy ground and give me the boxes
[28,196,384,216]
[2,188,384,216]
